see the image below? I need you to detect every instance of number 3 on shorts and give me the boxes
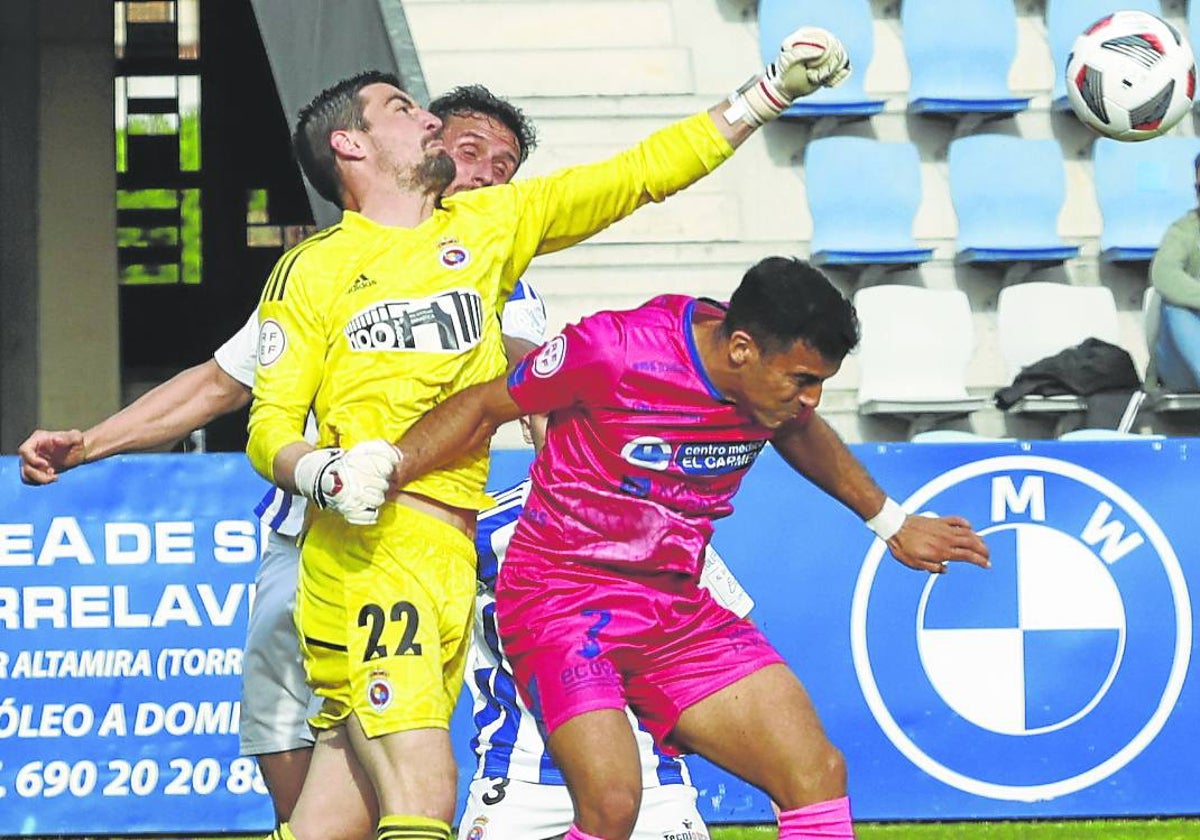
[357,601,423,661]
[481,777,508,805]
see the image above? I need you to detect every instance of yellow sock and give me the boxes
[377,814,451,840]
[268,824,298,840]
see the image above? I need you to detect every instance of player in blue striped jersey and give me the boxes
[459,444,754,840]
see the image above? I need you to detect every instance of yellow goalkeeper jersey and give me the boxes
[247,111,733,511]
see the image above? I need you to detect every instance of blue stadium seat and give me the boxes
[1093,136,1200,262]
[804,137,933,269]
[948,134,1080,265]
[901,0,1031,116]
[758,0,885,118]
[1046,0,1163,110]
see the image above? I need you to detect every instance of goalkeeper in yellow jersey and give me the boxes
[247,27,850,840]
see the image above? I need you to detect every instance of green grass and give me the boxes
[181,820,1200,840]
[712,819,1199,839]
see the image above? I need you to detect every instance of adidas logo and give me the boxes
[348,274,376,292]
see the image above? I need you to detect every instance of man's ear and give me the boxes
[728,330,757,367]
[330,129,366,162]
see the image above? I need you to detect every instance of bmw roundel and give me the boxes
[850,455,1191,802]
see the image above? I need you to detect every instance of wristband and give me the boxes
[722,91,760,128]
[865,497,906,541]
[723,75,770,128]
[293,447,342,508]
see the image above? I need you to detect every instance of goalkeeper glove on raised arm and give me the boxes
[725,26,852,127]
[293,440,400,525]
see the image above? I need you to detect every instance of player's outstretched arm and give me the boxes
[772,413,990,574]
[710,25,851,147]
[390,377,524,491]
[18,429,88,485]
[17,359,251,485]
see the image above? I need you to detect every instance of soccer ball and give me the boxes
[1065,10,1196,142]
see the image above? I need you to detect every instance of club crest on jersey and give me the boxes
[257,319,286,367]
[621,437,673,471]
[437,238,471,270]
[532,334,566,378]
[465,818,487,840]
[851,455,1190,802]
[344,290,484,353]
[366,670,393,712]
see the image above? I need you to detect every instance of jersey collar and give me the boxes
[684,298,731,403]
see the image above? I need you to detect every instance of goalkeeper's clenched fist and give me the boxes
[293,439,400,525]
[726,26,852,127]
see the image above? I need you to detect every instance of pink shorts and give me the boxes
[496,551,784,753]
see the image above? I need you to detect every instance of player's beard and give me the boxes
[381,145,456,199]
[414,150,456,196]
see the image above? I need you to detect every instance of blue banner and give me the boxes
[2,440,1197,833]
[665,439,1199,822]
[0,454,275,834]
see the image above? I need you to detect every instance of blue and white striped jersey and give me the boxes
[468,477,754,787]
[224,279,548,538]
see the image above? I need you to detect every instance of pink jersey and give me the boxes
[506,294,809,575]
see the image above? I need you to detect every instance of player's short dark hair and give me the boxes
[429,84,538,166]
[724,257,860,362]
[292,70,402,208]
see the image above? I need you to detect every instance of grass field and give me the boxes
[711,819,1200,839]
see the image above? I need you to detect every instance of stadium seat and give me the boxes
[803,137,934,273]
[995,282,1123,423]
[947,134,1080,267]
[1093,136,1200,262]
[1046,0,1163,111]
[910,430,1015,443]
[758,0,885,119]
[1057,428,1163,440]
[901,0,1031,117]
[1141,286,1200,411]
[853,284,987,435]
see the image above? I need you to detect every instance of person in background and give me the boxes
[1149,152,1200,392]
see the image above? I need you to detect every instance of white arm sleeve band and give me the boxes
[213,307,260,388]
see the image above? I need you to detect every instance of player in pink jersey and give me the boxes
[381,257,991,840]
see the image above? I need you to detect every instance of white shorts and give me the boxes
[457,778,709,840]
[239,529,316,756]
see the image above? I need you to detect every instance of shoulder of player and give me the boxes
[568,295,696,369]
[259,223,356,303]
[441,182,520,215]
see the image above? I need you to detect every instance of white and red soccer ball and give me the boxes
[1066,9,1196,141]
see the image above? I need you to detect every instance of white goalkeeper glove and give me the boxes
[725,26,852,127]
[293,440,400,525]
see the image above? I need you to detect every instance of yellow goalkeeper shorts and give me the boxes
[295,501,476,738]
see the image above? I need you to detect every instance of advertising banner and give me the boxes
[670,439,1199,822]
[0,454,275,834]
[2,439,1197,832]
